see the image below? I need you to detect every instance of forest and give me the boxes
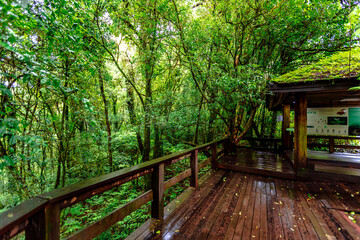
[1,0,359,238]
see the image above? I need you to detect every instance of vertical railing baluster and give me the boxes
[151,163,164,221]
[190,150,199,188]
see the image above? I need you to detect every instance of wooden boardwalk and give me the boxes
[216,148,296,179]
[128,170,360,240]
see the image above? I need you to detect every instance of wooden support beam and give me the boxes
[282,104,291,150]
[294,93,307,175]
[211,143,217,169]
[151,164,164,221]
[190,150,199,188]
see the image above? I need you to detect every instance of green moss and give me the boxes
[273,48,360,84]
[349,86,360,91]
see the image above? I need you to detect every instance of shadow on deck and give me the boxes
[128,169,360,240]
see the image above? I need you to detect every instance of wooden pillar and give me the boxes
[151,163,164,221]
[190,149,198,188]
[294,93,307,175]
[25,202,60,240]
[211,143,217,169]
[282,104,291,150]
[329,137,335,153]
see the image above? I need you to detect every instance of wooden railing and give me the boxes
[238,137,281,151]
[0,138,227,240]
[307,135,360,153]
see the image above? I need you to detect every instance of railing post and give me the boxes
[45,203,60,240]
[329,137,335,153]
[25,202,60,240]
[211,143,217,169]
[190,149,199,188]
[151,163,164,221]
[26,207,46,240]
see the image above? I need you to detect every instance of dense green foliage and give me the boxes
[1,0,359,238]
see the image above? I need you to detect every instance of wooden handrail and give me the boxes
[238,137,281,151]
[0,138,226,240]
[308,135,360,140]
[241,137,281,142]
[307,135,360,153]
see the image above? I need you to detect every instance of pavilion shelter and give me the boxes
[267,49,360,177]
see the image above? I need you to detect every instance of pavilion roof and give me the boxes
[272,48,360,85]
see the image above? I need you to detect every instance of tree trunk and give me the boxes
[112,97,119,131]
[98,63,113,171]
[153,123,163,159]
[142,79,151,163]
[126,80,144,154]
[193,96,204,145]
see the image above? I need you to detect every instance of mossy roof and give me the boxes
[273,48,360,84]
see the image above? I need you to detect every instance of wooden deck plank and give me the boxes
[273,178,299,240]
[258,176,268,240]
[293,183,328,240]
[165,173,227,237]
[319,195,359,239]
[233,174,256,240]
[278,179,310,240]
[128,169,360,240]
[222,173,251,240]
[205,173,246,240]
[332,210,360,239]
[160,171,232,239]
[266,177,286,240]
[298,182,338,240]
[183,172,242,239]
[288,182,319,240]
[230,175,253,240]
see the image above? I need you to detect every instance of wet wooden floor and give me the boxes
[285,150,360,178]
[128,170,360,240]
[217,148,295,179]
